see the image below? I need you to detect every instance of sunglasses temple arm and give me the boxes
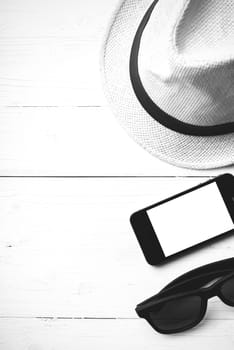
[160,258,234,292]
[136,258,234,314]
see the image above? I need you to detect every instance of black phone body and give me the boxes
[130,174,234,265]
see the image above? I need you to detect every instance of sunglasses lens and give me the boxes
[148,295,203,333]
[220,277,234,305]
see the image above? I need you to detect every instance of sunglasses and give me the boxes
[136,258,234,334]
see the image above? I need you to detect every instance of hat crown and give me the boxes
[138,0,234,126]
[175,0,234,60]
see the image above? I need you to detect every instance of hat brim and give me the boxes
[101,0,234,169]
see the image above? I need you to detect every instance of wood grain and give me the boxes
[0,0,113,107]
[0,107,232,176]
[0,318,234,350]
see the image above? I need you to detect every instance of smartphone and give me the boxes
[130,173,234,265]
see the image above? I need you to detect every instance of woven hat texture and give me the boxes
[101,0,234,169]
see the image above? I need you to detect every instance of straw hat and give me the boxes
[101,0,234,169]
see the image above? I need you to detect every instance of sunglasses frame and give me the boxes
[136,258,234,334]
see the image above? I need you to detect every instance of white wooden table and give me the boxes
[0,1,234,349]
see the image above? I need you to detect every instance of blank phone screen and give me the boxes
[146,182,234,257]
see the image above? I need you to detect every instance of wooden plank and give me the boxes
[0,107,232,175]
[0,318,234,349]
[0,0,114,40]
[0,40,105,107]
[0,0,117,107]
[0,177,233,318]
